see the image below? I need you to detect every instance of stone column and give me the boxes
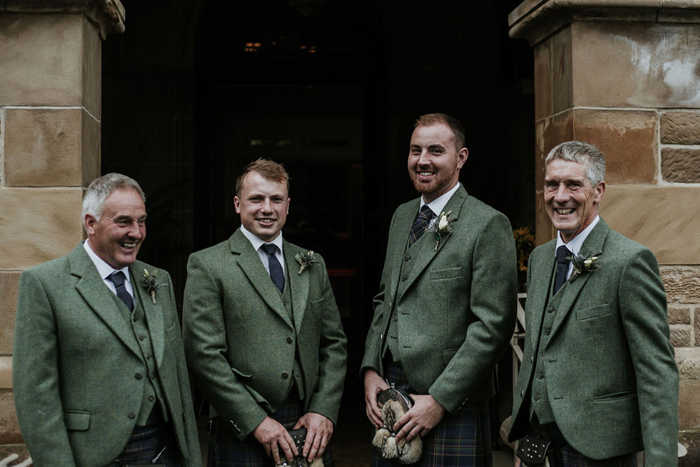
[0,0,124,458]
[509,0,700,463]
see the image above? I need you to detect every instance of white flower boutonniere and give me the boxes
[295,250,318,275]
[142,269,167,304]
[427,211,455,251]
[568,252,601,282]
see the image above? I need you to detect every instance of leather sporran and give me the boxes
[372,387,422,464]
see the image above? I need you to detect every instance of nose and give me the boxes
[417,149,430,166]
[128,220,143,239]
[553,184,569,202]
[261,198,273,212]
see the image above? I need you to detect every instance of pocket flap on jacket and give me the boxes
[431,267,462,280]
[231,367,253,379]
[576,303,611,321]
[63,410,90,431]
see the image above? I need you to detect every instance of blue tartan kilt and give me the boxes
[557,445,637,467]
[208,394,335,467]
[371,363,492,467]
[107,422,180,465]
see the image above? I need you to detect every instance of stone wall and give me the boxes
[0,1,124,457]
[509,0,700,462]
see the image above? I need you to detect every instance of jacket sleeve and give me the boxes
[305,256,348,424]
[13,270,77,467]
[163,272,203,467]
[182,253,268,440]
[429,212,518,413]
[360,209,399,376]
[619,248,679,465]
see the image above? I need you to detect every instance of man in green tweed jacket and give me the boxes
[509,141,679,466]
[13,173,202,466]
[183,159,347,467]
[362,113,518,466]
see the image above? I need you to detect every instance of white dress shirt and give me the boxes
[83,240,135,299]
[555,215,601,280]
[240,225,286,275]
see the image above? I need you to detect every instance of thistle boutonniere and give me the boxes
[427,211,455,251]
[294,250,318,275]
[142,269,167,304]
[568,252,601,282]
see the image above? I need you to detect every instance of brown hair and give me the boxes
[235,158,290,196]
[414,113,466,150]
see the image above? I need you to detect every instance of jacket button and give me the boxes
[139,335,146,341]
[520,391,524,397]
[287,336,293,344]
[401,275,407,281]
[538,373,544,380]
[404,255,410,262]
[534,395,540,401]
[283,300,288,307]
[128,411,136,419]
[281,372,289,379]
[547,306,555,313]
[135,373,143,380]
[148,395,155,402]
[392,315,398,322]
[544,328,550,336]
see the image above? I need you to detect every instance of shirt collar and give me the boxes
[83,240,131,282]
[419,182,461,217]
[240,225,284,254]
[555,215,600,256]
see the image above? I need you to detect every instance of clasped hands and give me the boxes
[253,411,333,465]
[364,369,446,442]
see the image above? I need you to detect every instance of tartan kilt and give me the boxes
[371,363,492,467]
[107,422,179,465]
[556,445,637,467]
[208,394,335,467]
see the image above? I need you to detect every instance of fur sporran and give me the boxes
[372,387,423,464]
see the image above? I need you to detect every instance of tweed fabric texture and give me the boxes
[371,364,492,467]
[208,394,334,467]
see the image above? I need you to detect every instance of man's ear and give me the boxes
[84,214,97,235]
[234,196,241,214]
[457,148,469,169]
[593,180,606,205]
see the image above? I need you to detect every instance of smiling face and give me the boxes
[408,123,468,204]
[544,159,606,243]
[85,187,147,269]
[234,171,290,242]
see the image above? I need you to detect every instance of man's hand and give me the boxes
[364,369,390,428]
[394,394,446,442]
[294,412,334,463]
[252,416,297,465]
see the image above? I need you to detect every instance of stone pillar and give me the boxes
[509,0,700,463]
[0,0,124,458]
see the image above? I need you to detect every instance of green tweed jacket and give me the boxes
[361,185,518,414]
[13,244,202,467]
[509,219,679,465]
[182,229,347,440]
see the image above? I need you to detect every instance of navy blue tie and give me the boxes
[409,205,435,247]
[554,246,571,294]
[262,244,285,293]
[108,271,134,311]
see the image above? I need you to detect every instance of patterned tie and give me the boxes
[108,271,134,311]
[409,205,435,247]
[261,244,285,293]
[554,245,571,294]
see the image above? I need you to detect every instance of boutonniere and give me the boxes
[142,269,167,304]
[427,211,455,251]
[568,252,601,282]
[294,250,318,275]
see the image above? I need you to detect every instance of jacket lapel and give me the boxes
[284,242,310,333]
[526,241,556,350]
[132,263,166,368]
[401,186,468,294]
[387,199,420,300]
[231,230,293,328]
[549,220,609,338]
[70,245,141,358]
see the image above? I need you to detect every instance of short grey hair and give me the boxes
[545,141,606,186]
[82,173,146,224]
